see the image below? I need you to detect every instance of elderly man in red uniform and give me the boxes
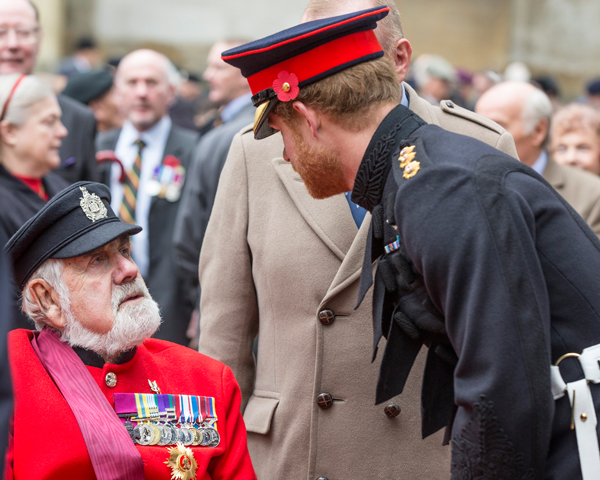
[3,182,256,480]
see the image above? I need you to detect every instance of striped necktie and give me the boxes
[120,139,146,224]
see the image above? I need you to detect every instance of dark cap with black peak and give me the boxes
[5,182,141,290]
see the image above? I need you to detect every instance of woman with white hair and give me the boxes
[0,74,68,329]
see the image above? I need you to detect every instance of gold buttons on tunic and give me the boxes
[581,413,588,422]
[105,372,117,388]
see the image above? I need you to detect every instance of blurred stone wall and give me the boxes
[35,0,600,99]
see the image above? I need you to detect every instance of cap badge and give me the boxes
[273,70,299,102]
[403,161,421,179]
[79,186,107,222]
[165,443,197,480]
[399,145,416,168]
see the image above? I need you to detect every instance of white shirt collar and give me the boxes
[119,115,172,149]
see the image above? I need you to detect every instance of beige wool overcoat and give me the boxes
[198,85,517,480]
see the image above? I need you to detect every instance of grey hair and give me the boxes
[0,74,54,126]
[522,87,553,136]
[116,50,181,88]
[21,258,68,330]
[303,0,404,58]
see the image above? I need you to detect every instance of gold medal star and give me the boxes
[165,443,198,480]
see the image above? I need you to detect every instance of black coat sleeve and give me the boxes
[0,228,14,479]
[395,161,553,479]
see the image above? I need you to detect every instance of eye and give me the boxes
[120,246,131,257]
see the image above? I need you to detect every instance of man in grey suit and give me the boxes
[476,81,600,237]
[0,0,97,183]
[173,39,254,342]
[97,49,198,345]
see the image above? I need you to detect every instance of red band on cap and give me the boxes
[222,6,389,60]
[0,74,26,122]
[247,30,382,95]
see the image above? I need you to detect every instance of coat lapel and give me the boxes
[272,158,357,261]
[320,212,372,307]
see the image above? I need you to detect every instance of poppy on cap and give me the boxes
[222,6,390,139]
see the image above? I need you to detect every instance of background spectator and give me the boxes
[62,68,122,132]
[173,38,253,347]
[0,74,68,329]
[96,49,198,345]
[56,36,100,79]
[0,0,97,184]
[551,103,600,176]
[412,54,456,105]
[476,81,600,236]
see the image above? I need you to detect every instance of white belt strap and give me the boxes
[551,345,600,480]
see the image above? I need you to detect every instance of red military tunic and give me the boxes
[5,329,257,480]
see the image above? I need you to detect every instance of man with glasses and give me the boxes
[0,0,98,184]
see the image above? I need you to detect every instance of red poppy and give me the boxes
[163,155,181,168]
[272,70,299,102]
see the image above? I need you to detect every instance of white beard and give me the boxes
[61,278,162,360]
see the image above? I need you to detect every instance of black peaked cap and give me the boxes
[5,182,141,290]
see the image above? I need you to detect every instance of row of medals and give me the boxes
[124,419,220,447]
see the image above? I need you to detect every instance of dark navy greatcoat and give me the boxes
[352,105,600,479]
[0,166,68,330]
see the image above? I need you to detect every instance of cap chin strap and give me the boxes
[551,344,600,479]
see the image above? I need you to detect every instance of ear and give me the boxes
[166,83,176,107]
[0,120,19,147]
[292,101,320,139]
[393,39,412,82]
[532,117,549,149]
[28,279,66,330]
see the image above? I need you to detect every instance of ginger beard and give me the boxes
[287,120,348,199]
[61,278,162,360]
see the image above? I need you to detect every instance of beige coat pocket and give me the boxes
[243,390,281,434]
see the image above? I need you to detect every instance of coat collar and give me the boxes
[542,154,565,189]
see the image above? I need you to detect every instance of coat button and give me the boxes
[317,478,329,480]
[318,309,335,325]
[384,404,401,418]
[317,393,333,409]
[105,372,117,388]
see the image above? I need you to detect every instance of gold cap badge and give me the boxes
[79,186,107,222]
[165,443,197,480]
[399,145,416,168]
[403,161,421,179]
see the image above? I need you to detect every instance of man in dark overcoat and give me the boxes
[224,7,600,479]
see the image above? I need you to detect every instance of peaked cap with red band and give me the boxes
[221,6,389,139]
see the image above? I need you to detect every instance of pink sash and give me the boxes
[31,328,145,480]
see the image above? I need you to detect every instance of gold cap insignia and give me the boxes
[79,186,107,222]
[403,161,421,179]
[165,443,197,480]
[399,145,416,168]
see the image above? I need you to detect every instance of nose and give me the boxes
[113,255,139,285]
[134,81,148,97]
[56,120,68,138]
[6,29,19,49]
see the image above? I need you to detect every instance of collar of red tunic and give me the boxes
[11,173,48,201]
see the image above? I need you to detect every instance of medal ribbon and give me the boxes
[200,396,218,430]
[174,394,182,424]
[147,394,159,419]
[191,396,200,425]
[166,394,176,422]
[132,393,149,421]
